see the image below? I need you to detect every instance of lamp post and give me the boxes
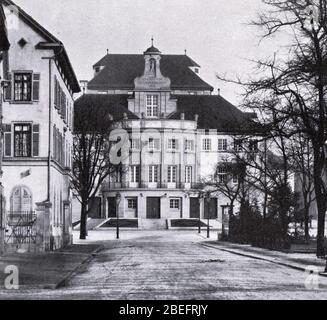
[198,196,201,234]
[116,192,121,239]
[206,194,211,239]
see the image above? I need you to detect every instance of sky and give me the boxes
[13,0,288,105]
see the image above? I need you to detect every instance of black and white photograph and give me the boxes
[0,0,327,306]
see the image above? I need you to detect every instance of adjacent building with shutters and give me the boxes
[1,0,80,250]
[75,44,259,228]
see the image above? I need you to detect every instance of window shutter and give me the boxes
[4,73,12,101]
[32,124,40,157]
[32,73,40,101]
[3,124,12,157]
[54,76,58,108]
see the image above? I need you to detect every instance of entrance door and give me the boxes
[204,198,218,219]
[146,197,161,219]
[107,197,117,218]
[190,198,200,219]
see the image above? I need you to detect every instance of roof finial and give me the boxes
[107,48,109,55]
[184,49,187,55]
[151,36,154,47]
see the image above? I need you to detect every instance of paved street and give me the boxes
[1,230,327,300]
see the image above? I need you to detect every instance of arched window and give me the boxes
[10,186,33,213]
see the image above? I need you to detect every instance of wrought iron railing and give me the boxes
[5,211,37,244]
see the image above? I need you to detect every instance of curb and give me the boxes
[55,245,104,289]
[199,242,327,277]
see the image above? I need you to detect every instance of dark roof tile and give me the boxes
[88,54,212,91]
[169,95,262,133]
[75,94,261,133]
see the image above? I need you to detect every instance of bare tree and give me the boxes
[219,0,327,256]
[288,133,316,242]
[71,100,124,240]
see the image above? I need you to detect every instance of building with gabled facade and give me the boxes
[0,0,10,254]
[1,0,80,252]
[75,43,258,229]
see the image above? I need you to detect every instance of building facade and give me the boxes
[1,0,80,251]
[0,0,10,254]
[76,44,258,227]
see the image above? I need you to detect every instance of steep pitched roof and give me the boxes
[88,54,213,92]
[74,94,261,134]
[2,0,80,93]
[0,1,10,50]
[169,95,261,133]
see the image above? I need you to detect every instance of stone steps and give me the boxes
[138,219,168,230]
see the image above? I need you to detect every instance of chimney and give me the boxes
[123,113,128,120]
[194,114,199,122]
[180,113,185,120]
[218,88,221,96]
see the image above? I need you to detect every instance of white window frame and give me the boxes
[130,139,140,150]
[148,138,160,151]
[130,165,140,183]
[217,166,228,184]
[168,139,178,151]
[146,95,159,118]
[185,166,192,184]
[185,140,194,152]
[170,198,180,210]
[167,166,177,183]
[127,198,137,210]
[149,165,159,183]
[203,138,211,151]
[218,138,228,152]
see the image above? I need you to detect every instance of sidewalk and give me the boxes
[0,243,103,290]
[199,239,327,274]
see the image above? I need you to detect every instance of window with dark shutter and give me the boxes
[4,124,12,157]
[32,73,40,101]
[4,73,12,101]
[32,124,39,156]
[54,76,58,108]
[14,73,32,101]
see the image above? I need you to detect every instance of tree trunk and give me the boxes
[313,148,326,257]
[304,206,310,243]
[80,201,88,240]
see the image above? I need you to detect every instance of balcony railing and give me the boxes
[104,182,199,191]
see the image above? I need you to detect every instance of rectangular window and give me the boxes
[168,139,178,150]
[249,140,259,152]
[185,140,194,152]
[185,166,192,184]
[146,95,159,117]
[14,124,31,157]
[168,166,177,183]
[130,139,140,150]
[127,198,137,209]
[148,138,160,151]
[170,198,180,209]
[149,165,159,183]
[218,139,228,152]
[203,138,211,151]
[14,73,32,101]
[130,165,140,183]
[234,139,243,152]
[217,166,228,184]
